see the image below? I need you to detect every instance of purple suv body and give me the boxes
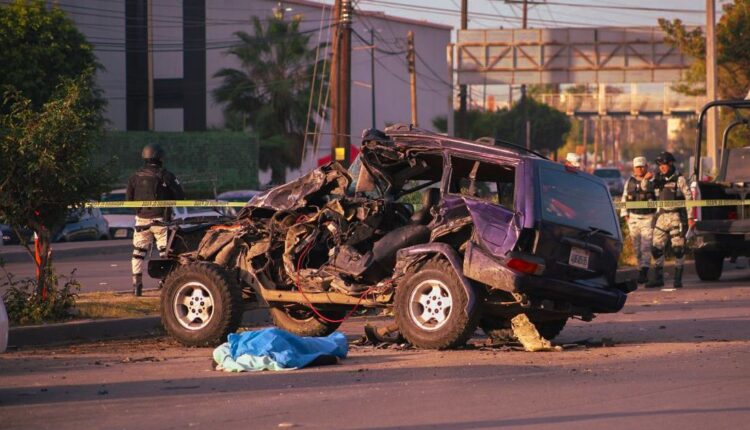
[153,124,635,348]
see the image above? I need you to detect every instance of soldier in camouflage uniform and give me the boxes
[621,156,655,284]
[126,144,184,296]
[646,151,695,289]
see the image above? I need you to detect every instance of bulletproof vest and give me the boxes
[656,171,685,211]
[133,165,171,219]
[625,176,656,214]
[133,166,166,201]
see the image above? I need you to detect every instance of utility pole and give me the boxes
[447,44,455,136]
[370,28,376,129]
[458,0,467,137]
[146,0,154,130]
[706,0,719,176]
[331,0,352,166]
[520,0,529,150]
[407,31,418,127]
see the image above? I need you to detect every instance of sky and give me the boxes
[353,0,721,31]
[345,0,728,103]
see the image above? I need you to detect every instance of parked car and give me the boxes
[216,190,260,216]
[101,188,136,239]
[101,188,226,238]
[593,167,624,196]
[150,125,634,348]
[53,207,110,242]
[691,99,750,281]
[0,223,33,246]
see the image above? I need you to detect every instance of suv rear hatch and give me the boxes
[532,163,622,286]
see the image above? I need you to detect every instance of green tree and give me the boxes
[433,98,571,154]
[213,15,326,185]
[0,0,103,112]
[660,1,750,149]
[660,0,750,99]
[0,79,108,295]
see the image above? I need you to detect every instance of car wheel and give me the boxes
[695,251,723,281]
[161,263,243,347]
[268,304,343,337]
[481,315,567,341]
[395,259,479,349]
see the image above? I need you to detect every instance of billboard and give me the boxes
[456,27,694,85]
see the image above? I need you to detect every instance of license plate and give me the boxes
[569,247,590,269]
[114,229,129,238]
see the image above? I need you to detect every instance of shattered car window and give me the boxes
[448,156,515,209]
[538,167,620,237]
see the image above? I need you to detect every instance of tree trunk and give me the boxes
[33,228,52,298]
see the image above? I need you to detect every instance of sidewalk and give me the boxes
[0,240,132,264]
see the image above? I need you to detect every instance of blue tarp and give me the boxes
[213,328,348,372]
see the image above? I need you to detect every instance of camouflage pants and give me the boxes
[627,213,654,269]
[132,216,168,276]
[652,211,685,268]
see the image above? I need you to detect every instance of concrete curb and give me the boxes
[0,241,132,264]
[7,309,271,349]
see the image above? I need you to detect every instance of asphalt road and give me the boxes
[1,242,161,293]
[1,269,749,430]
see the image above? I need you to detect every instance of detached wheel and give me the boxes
[481,316,567,342]
[161,263,243,347]
[269,304,343,337]
[395,259,479,349]
[695,251,723,281]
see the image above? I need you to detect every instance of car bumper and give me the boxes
[516,273,630,314]
[463,244,631,314]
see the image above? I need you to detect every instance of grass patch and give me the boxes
[75,291,160,319]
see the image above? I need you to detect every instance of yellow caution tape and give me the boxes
[614,199,748,210]
[85,200,247,208]
[84,199,747,211]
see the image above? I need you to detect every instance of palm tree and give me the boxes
[213,15,327,185]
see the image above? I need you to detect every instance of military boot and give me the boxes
[673,266,684,289]
[133,274,143,297]
[645,267,664,288]
[637,267,649,284]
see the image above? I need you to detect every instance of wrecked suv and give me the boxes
[151,125,635,348]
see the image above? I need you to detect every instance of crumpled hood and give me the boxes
[243,162,352,212]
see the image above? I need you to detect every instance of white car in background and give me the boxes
[101,189,227,239]
[101,188,136,239]
[216,189,260,216]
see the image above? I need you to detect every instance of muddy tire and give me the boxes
[268,304,344,337]
[695,251,723,281]
[161,263,243,347]
[535,318,567,340]
[481,316,567,341]
[395,259,479,349]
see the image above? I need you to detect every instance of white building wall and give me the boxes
[61,1,128,131]
[63,0,452,183]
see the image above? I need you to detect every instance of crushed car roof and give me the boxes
[380,123,548,162]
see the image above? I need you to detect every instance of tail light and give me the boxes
[506,256,545,275]
[728,210,738,220]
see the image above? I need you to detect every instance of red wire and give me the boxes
[294,238,369,324]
